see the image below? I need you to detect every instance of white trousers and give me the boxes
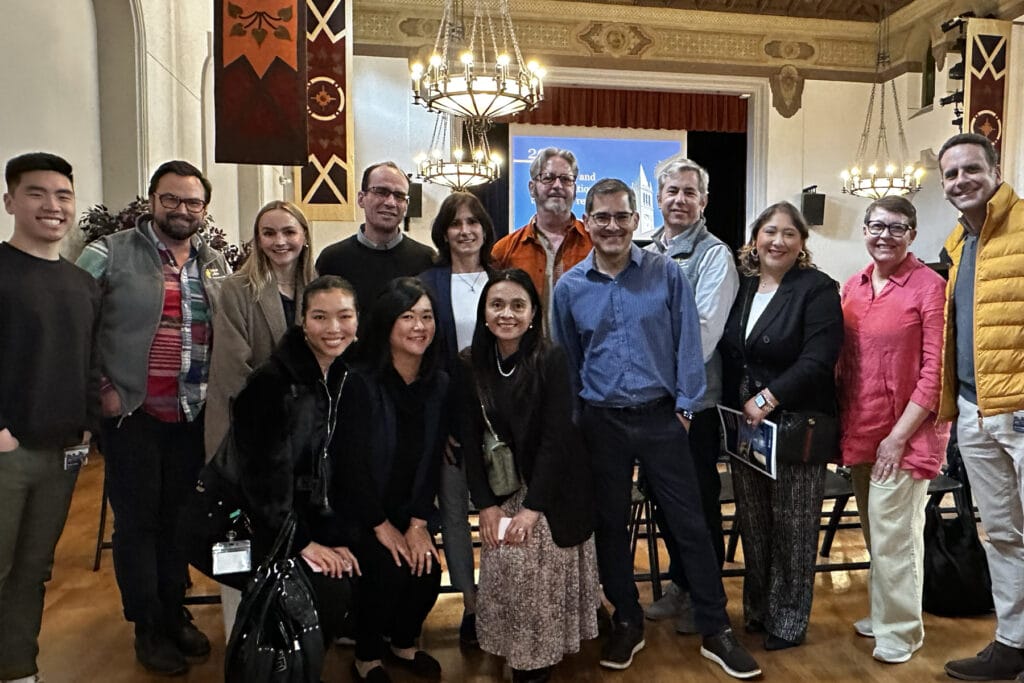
[956,396,1024,649]
[851,465,929,654]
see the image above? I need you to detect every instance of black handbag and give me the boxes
[180,426,253,590]
[922,443,993,616]
[776,410,840,465]
[225,513,324,683]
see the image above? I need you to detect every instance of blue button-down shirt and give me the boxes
[551,244,706,413]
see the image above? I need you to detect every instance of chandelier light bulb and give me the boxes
[841,170,851,181]
[885,164,896,175]
[460,52,474,65]
[526,60,539,72]
[454,148,464,161]
[496,54,511,66]
[868,165,878,175]
[429,54,443,68]
[411,63,424,75]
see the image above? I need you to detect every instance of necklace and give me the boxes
[454,271,485,293]
[495,352,516,378]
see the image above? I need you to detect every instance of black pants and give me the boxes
[649,406,725,587]
[303,565,354,643]
[101,411,204,632]
[582,401,728,632]
[354,530,441,661]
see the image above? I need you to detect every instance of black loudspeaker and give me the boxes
[405,182,423,219]
[802,192,825,226]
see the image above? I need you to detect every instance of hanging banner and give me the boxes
[293,0,355,221]
[215,0,308,164]
[963,18,1011,160]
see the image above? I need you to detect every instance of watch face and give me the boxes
[754,394,767,408]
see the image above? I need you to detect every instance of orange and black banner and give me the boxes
[214,1,307,164]
[292,0,355,221]
[963,18,1011,159]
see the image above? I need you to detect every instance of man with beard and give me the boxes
[491,147,592,313]
[78,161,228,677]
[315,161,434,311]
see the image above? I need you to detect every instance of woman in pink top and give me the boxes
[837,195,950,665]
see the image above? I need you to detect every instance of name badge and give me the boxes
[212,534,252,576]
[63,443,89,471]
[1013,411,1024,434]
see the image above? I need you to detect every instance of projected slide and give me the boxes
[510,130,683,240]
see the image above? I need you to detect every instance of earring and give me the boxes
[751,248,759,263]
[799,249,808,260]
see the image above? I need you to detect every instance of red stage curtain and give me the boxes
[506,87,747,132]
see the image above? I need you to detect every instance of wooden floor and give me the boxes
[38,456,995,682]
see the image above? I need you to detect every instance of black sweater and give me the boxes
[0,243,101,449]
[315,231,435,312]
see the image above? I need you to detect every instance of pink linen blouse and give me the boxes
[837,254,950,479]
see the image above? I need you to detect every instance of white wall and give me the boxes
[764,73,963,284]
[310,55,447,260]
[0,0,102,247]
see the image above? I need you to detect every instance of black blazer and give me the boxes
[460,345,594,548]
[719,267,844,416]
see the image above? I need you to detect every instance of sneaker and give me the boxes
[599,621,646,670]
[459,611,478,647]
[645,582,685,620]
[674,593,698,634]
[873,641,922,664]
[135,631,188,676]
[853,617,873,638]
[701,627,762,680]
[4,676,43,683]
[171,619,210,659]
[945,641,1024,681]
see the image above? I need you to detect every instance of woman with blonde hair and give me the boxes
[206,200,317,458]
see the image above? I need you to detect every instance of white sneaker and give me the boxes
[645,583,684,621]
[3,675,43,683]
[873,641,922,664]
[853,617,873,638]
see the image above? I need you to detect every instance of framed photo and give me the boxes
[718,404,778,480]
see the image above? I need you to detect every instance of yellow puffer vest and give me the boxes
[938,183,1024,419]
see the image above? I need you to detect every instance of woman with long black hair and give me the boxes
[461,269,599,683]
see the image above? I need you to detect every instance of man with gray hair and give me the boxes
[491,147,592,308]
[643,157,739,633]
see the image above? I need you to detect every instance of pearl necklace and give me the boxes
[454,271,485,293]
[496,352,516,378]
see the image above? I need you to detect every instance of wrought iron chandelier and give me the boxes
[841,3,924,199]
[410,0,544,124]
[415,114,501,191]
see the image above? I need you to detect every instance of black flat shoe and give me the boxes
[764,633,802,650]
[512,665,553,682]
[386,650,442,680]
[459,611,478,647]
[351,661,391,682]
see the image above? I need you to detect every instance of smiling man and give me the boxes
[643,158,739,633]
[551,178,760,680]
[936,133,1024,682]
[315,162,434,311]
[0,152,101,683]
[491,148,592,312]
[77,160,227,677]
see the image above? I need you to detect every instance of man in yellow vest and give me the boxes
[937,132,1024,682]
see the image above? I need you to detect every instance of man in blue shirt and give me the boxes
[552,178,760,679]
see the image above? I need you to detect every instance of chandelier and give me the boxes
[410,0,544,124]
[415,113,501,191]
[841,2,924,198]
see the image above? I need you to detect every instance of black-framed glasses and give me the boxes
[366,186,409,203]
[865,220,912,237]
[588,211,635,228]
[533,173,577,186]
[157,193,207,213]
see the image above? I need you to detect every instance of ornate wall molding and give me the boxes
[353,0,1024,83]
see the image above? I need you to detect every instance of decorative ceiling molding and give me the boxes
[353,0,1024,83]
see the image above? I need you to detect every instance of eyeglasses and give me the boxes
[365,186,409,203]
[533,173,577,186]
[588,212,636,228]
[157,193,207,213]
[865,220,912,237]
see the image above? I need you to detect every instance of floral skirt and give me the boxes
[476,487,600,670]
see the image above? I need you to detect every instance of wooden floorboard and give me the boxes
[38,455,994,682]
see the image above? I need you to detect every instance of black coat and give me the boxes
[461,344,595,548]
[233,325,350,557]
[719,267,844,417]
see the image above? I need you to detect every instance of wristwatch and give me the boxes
[753,393,770,410]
